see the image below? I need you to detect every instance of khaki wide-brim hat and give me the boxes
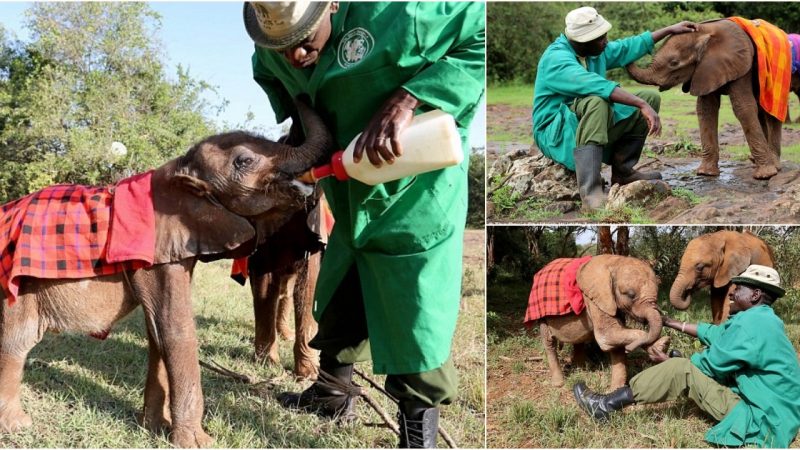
[244,1,331,50]
[731,264,786,298]
[564,6,612,43]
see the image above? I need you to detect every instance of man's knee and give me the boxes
[635,90,661,113]
[577,95,613,116]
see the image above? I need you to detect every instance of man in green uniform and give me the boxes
[573,265,800,448]
[243,2,484,447]
[532,6,697,211]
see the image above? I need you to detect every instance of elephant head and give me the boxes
[577,255,663,352]
[670,231,774,311]
[626,20,754,96]
[151,98,334,264]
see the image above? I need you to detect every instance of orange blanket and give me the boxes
[728,17,791,122]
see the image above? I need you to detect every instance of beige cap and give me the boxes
[565,6,612,43]
[731,264,785,298]
[243,1,331,50]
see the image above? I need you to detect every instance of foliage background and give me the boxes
[488,2,800,84]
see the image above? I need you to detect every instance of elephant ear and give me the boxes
[576,257,617,317]
[713,239,751,288]
[151,163,256,264]
[690,23,753,96]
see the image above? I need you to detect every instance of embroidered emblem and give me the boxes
[337,27,374,68]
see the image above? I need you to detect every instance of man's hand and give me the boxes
[648,346,670,363]
[652,21,698,43]
[640,103,661,137]
[353,88,422,167]
[668,21,698,35]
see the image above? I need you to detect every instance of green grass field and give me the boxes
[487,277,800,448]
[1,231,486,448]
[488,82,800,162]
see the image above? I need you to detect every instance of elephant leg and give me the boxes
[767,115,782,163]
[608,348,628,390]
[138,325,172,433]
[276,274,295,341]
[729,76,778,179]
[133,263,212,448]
[293,252,320,380]
[251,270,282,366]
[0,295,42,433]
[540,321,565,387]
[696,93,722,176]
[567,343,587,368]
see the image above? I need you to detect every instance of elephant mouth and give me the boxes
[290,179,315,197]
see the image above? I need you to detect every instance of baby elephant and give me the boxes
[0,99,333,447]
[525,255,668,391]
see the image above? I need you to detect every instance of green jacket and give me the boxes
[691,305,800,447]
[251,2,485,374]
[532,32,654,170]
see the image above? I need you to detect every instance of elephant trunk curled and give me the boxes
[625,303,663,353]
[277,99,336,174]
[669,272,693,310]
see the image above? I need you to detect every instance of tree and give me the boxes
[0,3,219,202]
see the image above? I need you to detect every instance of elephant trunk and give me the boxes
[625,304,663,353]
[669,273,693,310]
[278,98,335,174]
[626,61,661,87]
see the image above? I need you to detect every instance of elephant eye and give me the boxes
[695,263,705,272]
[627,290,636,298]
[668,59,680,68]
[234,154,255,170]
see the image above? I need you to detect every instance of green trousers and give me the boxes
[630,358,741,421]
[571,90,660,161]
[309,266,458,407]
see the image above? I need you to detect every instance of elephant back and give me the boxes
[524,256,592,326]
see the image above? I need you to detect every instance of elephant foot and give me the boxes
[170,426,214,448]
[294,359,319,381]
[0,407,32,433]
[136,409,172,433]
[549,373,565,387]
[254,345,281,367]
[696,162,720,177]
[753,165,778,180]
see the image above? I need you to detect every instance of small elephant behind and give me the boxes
[525,255,668,391]
[670,230,774,323]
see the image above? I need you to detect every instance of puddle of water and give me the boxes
[660,160,769,196]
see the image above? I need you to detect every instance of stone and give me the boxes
[606,180,671,209]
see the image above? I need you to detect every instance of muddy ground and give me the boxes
[488,104,800,224]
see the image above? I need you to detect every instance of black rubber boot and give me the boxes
[573,144,606,212]
[277,355,358,420]
[572,381,635,422]
[610,137,662,185]
[398,402,439,448]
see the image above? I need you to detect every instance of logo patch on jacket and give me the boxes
[338,27,373,68]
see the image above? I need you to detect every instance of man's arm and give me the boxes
[252,49,296,125]
[609,87,661,136]
[662,315,699,338]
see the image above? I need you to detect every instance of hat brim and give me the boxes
[243,2,330,50]
[566,20,612,43]
[731,276,786,298]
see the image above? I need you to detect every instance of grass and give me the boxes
[487,274,800,448]
[487,83,533,108]
[1,230,486,448]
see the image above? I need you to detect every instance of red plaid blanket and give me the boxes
[0,172,155,305]
[524,256,592,326]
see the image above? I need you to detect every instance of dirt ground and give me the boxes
[488,104,800,224]
[463,228,485,268]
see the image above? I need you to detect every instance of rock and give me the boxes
[770,184,800,218]
[606,180,671,209]
[650,196,691,222]
[489,147,580,203]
